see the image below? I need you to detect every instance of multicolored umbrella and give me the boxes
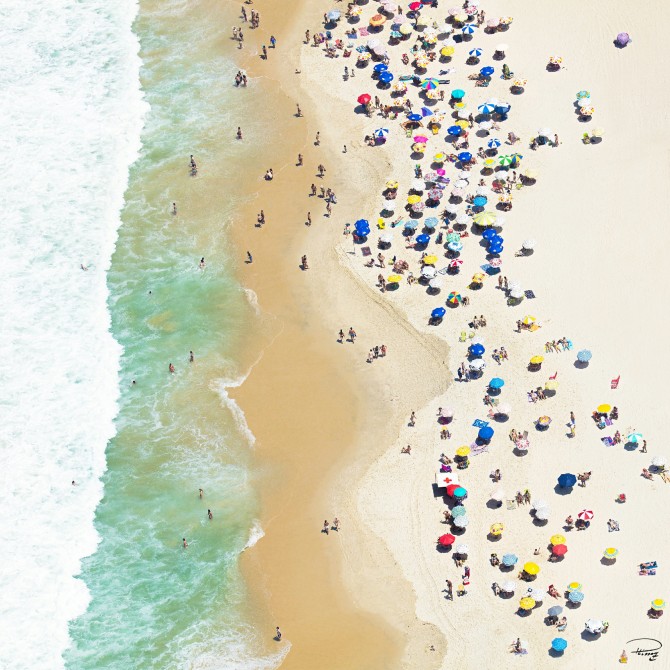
[420,78,440,90]
[603,547,618,559]
[576,90,590,99]
[651,599,666,610]
[374,128,390,138]
[447,292,462,304]
[627,432,643,443]
[478,102,496,114]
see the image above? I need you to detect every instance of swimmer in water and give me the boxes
[183,538,188,548]
[208,509,213,520]
[199,257,206,269]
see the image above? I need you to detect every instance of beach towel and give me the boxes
[358,27,369,36]
[470,443,489,456]
[605,418,613,426]
[437,267,450,275]
[361,246,372,256]
[601,437,614,446]
[473,419,489,428]
[524,290,536,299]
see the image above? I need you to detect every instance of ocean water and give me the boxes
[1,1,280,668]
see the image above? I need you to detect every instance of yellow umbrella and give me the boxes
[387,274,402,284]
[472,273,486,283]
[412,143,426,152]
[423,255,439,265]
[434,152,447,162]
[651,599,666,610]
[407,195,421,204]
[454,13,468,22]
[455,119,469,130]
[522,315,536,325]
[597,404,611,414]
[545,380,559,391]
[456,446,471,457]
[524,168,538,179]
[519,597,535,610]
[399,23,413,35]
[530,355,544,364]
[567,581,582,592]
[454,101,467,110]
[603,547,618,559]
[385,180,399,190]
[523,562,540,575]
[472,210,497,227]
[440,46,455,57]
[490,522,504,535]
[551,534,566,545]
[483,158,496,168]
[369,14,386,27]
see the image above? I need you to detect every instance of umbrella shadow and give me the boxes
[487,499,503,510]
[623,442,639,452]
[581,631,601,642]
[513,447,528,457]
[574,360,590,369]
[548,649,565,658]
[553,485,574,496]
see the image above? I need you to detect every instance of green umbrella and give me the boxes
[498,155,514,166]
[446,232,461,243]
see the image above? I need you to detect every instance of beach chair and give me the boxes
[611,375,620,389]
[506,499,517,510]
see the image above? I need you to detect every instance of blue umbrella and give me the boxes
[470,343,485,357]
[577,349,592,362]
[432,307,446,319]
[479,426,494,440]
[473,196,487,207]
[379,71,394,84]
[373,128,390,138]
[451,89,466,99]
[495,103,511,114]
[487,138,502,149]
[447,240,463,252]
[453,486,468,498]
[451,505,467,516]
[404,220,419,229]
[489,235,503,245]
[424,217,439,228]
[416,234,430,245]
[448,125,463,136]
[421,106,434,117]
[327,9,341,20]
[478,102,496,114]
[462,23,477,34]
[489,377,505,389]
[373,63,389,72]
[408,113,422,122]
[551,638,568,652]
[356,226,370,237]
[557,473,577,488]
[489,245,503,254]
[355,219,369,228]
[480,66,495,77]
[468,47,483,57]
[548,605,564,617]
[482,228,498,240]
[458,151,473,162]
[568,591,585,603]
[502,553,518,566]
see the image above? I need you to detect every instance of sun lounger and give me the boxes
[470,443,489,456]
[640,561,657,569]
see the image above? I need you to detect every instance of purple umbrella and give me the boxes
[616,32,630,46]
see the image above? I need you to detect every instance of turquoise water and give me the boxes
[66,2,278,668]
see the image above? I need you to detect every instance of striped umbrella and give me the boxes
[627,432,643,443]
[487,138,502,149]
[498,155,514,167]
[373,128,390,138]
[447,292,462,304]
[420,78,440,90]
[449,258,463,268]
[472,210,497,227]
[447,240,463,252]
[478,102,496,114]
[603,547,618,559]
[651,599,666,611]
[577,509,594,521]
[468,47,483,57]
[462,23,477,34]
[510,153,524,164]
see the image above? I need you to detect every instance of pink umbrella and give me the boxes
[448,7,461,15]
[449,258,464,267]
[412,202,426,211]
[414,135,429,143]
[436,168,446,175]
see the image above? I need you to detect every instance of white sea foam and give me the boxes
[244,520,265,550]
[212,374,257,447]
[0,1,146,668]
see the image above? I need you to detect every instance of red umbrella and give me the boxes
[357,93,371,105]
[578,509,594,521]
[552,544,568,556]
[438,533,455,547]
[449,259,464,268]
[446,483,459,497]
[409,1,422,9]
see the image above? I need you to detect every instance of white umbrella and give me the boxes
[367,38,381,49]
[490,489,505,501]
[529,589,544,601]
[411,178,425,191]
[380,233,393,244]
[496,403,511,415]
[475,186,488,196]
[455,213,470,225]
[455,543,469,554]
[486,97,500,106]
[509,288,524,299]
[457,109,470,119]
[495,43,509,51]
[522,239,536,250]
[507,281,522,291]
[421,266,437,278]
[382,200,396,210]
[538,127,552,137]
[442,407,455,418]
[429,277,443,290]
[478,120,492,130]
[458,170,471,179]
[454,177,468,187]
[471,336,485,345]
[470,359,486,370]
[534,507,550,521]
[453,515,469,527]
[501,581,517,593]
[585,619,603,634]
[495,215,506,226]
[445,203,459,213]
[652,456,666,467]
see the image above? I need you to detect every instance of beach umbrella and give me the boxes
[424,216,439,228]
[523,315,536,325]
[530,355,544,365]
[479,121,493,131]
[454,543,469,555]
[479,426,494,440]
[427,189,443,200]
[487,138,502,149]
[534,508,550,520]
[580,106,595,116]
[420,78,440,90]
[404,220,419,230]
[412,201,426,211]
[551,638,568,652]
[472,272,486,282]
[537,415,551,426]
[449,259,463,269]
[407,195,422,205]
[453,515,469,527]
[462,23,477,34]
[552,544,568,556]
[458,151,473,162]
[502,553,518,566]
[385,180,399,190]
[423,255,439,265]
[509,289,524,300]
[431,306,446,320]
[429,277,443,291]
[567,581,582,592]
[451,504,467,517]
[627,432,643,443]
[451,88,466,99]
[568,590,585,603]
[367,38,382,49]
[529,589,544,602]
[510,153,523,164]
[446,233,461,244]
[498,155,514,167]
[524,169,538,179]
[522,239,536,250]
[523,562,540,576]
[420,107,434,118]
[373,63,389,73]
[415,234,430,245]
[501,581,516,593]
[357,93,372,105]
[468,47,483,57]
[519,597,535,611]
[603,547,618,559]
[496,403,511,416]
[616,32,631,45]
[577,349,592,362]
[480,66,495,77]
[578,509,594,521]
[585,619,603,634]
[537,127,552,138]
[475,186,488,196]
[399,23,413,35]
[591,127,605,137]
[407,113,423,122]
[473,196,487,207]
[455,446,471,458]
[441,45,455,57]
[550,535,566,547]
[379,71,394,84]
[558,473,577,488]
[472,210,497,227]
[382,200,396,211]
[413,134,429,143]
[469,359,485,370]
[453,486,467,498]
[482,229,497,241]
[387,274,402,284]
[447,125,463,136]
[478,102,496,115]
[489,377,505,389]
[490,522,504,535]
[470,343,485,357]
[490,489,505,502]
[651,599,666,610]
[548,605,563,617]
[373,128,390,139]
[438,533,455,547]
[327,9,341,21]
[652,456,667,467]
[421,266,436,278]
[433,151,447,163]
[544,380,559,393]
[369,13,386,26]
[447,292,462,305]
[576,90,590,100]
[447,241,463,252]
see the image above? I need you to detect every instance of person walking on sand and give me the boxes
[275,627,282,641]
[301,255,308,269]
[322,520,329,534]
[409,411,416,426]
[297,153,303,166]
[641,439,647,453]
[315,131,320,146]
[296,104,302,117]
[270,35,276,48]
[338,329,345,343]
[348,327,357,342]
[445,579,453,600]
[246,251,253,263]
[306,212,311,226]
[332,517,340,531]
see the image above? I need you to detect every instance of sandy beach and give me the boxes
[223,0,670,668]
